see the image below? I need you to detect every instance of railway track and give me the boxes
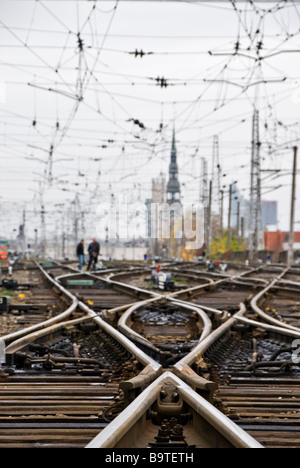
[46,263,157,310]
[109,269,212,293]
[46,264,212,366]
[0,263,162,448]
[0,264,74,339]
[0,323,133,448]
[86,372,262,449]
[184,313,300,448]
[172,278,261,318]
[1,260,299,449]
[118,299,212,365]
[250,267,300,332]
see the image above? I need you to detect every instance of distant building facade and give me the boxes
[146,128,182,259]
[264,231,300,253]
[148,175,166,257]
[262,201,278,229]
[230,183,250,235]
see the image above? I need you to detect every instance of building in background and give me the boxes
[230,187,278,239]
[230,183,250,236]
[264,231,300,255]
[166,129,182,258]
[262,201,278,230]
[166,129,181,204]
[146,175,166,258]
[146,129,183,259]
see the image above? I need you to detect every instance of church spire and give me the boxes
[167,127,181,203]
[171,127,177,163]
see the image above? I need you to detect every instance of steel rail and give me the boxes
[5,315,91,354]
[109,268,216,294]
[56,266,161,300]
[174,299,300,391]
[173,304,246,391]
[53,260,121,276]
[42,264,163,380]
[53,267,163,375]
[117,298,166,356]
[54,269,160,317]
[53,267,226,389]
[55,271,152,322]
[98,265,262,340]
[277,279,300,288]
[79,300,161,377]
[3,265,162,393]
[0,262,78,344]
[234,312,300,339]
[4,305,162,395]
[92,270,228,325]
[61,268,217,354]
[108,266,258,317]
[106,276,161,299]
[250,267,300,332]
[169,266,261,300]
[168,296,225,316]
[106,263,262,300]
[85,371,263,449]
[171,299,212,341]
[117,298,212,357]
[230,278,269,287]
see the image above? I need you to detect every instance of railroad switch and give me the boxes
[149,418,195,448]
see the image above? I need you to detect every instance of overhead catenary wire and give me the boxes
[0,0,300,240]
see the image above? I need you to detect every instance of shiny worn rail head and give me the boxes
[173,301,300,392]
[53,266,167,390]
[251,267,300,333]
[79,300,162,387]
[85,371,263,449]
[0,262,78,345]
[168,266,261,300]
[4,264,162,392]
[117,298,212,359]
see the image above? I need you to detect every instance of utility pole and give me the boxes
[237,201,240,238]
[220,190,224,237]
[22,209,26,256]
[73,195,80,247]
[249,110,262,260]
[48,145,54,186]
[62,232,66,260]
[38,183,46,258]
[200,157,209,246]
[288,146,298,266]
[34,229,38,257]
[227,184,233,249]
[200,158,208,206]
[81,210,85,240]
[74,218,79,247]
[241,217,245,240]
[54,221,59,259]
[207,180,213,260]
[41,205,46,258]
[212,135,222,234]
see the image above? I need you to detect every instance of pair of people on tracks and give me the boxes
[76,238,100,272]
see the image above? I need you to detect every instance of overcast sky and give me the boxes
[1,0,300,242]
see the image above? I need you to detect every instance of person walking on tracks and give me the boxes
[87,238,100,271]
[76,239,86,272]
